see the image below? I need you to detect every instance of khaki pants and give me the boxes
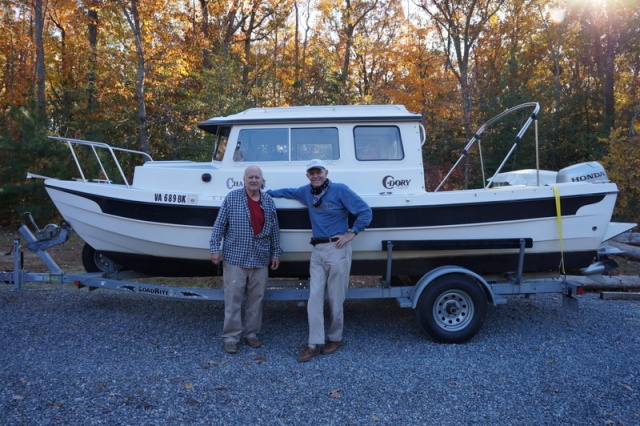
[307,242,352,345]
[221,262,269,343]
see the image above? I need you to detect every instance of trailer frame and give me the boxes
[3,221,585,343]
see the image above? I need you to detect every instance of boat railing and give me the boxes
[435,102,541,192]
[49,136,153,188]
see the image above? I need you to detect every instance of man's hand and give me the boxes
[271,258,280,270]
[335,231,355,249]
[211,253,221,265]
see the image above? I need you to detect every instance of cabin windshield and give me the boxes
[212,126,231,161]
[233,127,340,162]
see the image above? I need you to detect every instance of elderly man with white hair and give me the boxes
[210,165,282,355]
[268,159,372,362]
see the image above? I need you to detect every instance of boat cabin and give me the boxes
[133,105,427,198]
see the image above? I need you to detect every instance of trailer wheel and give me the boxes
[81,243,119,273]
[416,274,487,343]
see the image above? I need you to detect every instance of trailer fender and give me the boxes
[410,265,497,309]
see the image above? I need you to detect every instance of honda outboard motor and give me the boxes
[556,161,609,184]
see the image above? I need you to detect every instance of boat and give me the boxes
[31,102,635,279]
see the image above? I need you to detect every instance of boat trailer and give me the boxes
[3,219,587,343]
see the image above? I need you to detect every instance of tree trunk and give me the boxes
[87,5,98,110]
[293,1,301,103]
[3,7,14,133]
[242,13,255,94]
[199,0,212,70]
[338,0,377,104]
[34,0,46,118]
[589,1,617,133]
[602,18,616,131]
[50,15,71,126]
[119,0,149,154]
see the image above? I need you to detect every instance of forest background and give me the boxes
[0,0,639,227]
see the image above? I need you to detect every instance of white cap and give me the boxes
[306,159,327,171]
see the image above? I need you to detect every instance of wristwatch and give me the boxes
[347,228,358,235]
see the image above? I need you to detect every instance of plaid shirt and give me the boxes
[210,189,282,268]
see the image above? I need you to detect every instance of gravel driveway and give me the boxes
[1,285,639,425]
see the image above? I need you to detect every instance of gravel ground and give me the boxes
[1,284,639,425]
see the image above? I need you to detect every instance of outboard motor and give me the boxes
[556,161,609,184]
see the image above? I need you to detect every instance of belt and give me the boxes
[310,237,339,246]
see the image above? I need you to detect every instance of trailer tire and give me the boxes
[82,243,118,273]
[416,274,487,343]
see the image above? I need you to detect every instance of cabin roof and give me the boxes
[197,104,423,134]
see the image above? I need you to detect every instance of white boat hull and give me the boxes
[45,178,623,277]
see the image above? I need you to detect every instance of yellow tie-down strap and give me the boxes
[552,185,566,274]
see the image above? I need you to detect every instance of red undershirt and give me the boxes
[247,194,264,236]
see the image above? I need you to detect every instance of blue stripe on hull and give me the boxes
[45,185,607,230]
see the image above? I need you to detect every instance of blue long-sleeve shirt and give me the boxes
[268,183,372,238]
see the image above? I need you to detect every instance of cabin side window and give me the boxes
[232,127,339,162]
[234,128,289,162]
[354,126,404,161]
[291,128,340,161]
[212,126,231,161]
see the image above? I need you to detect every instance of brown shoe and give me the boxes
[242,336,262,349]
[321,340,341,355]
[223,341,237,354]
[296,346,320,362]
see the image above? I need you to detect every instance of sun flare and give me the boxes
[549,7,567,23]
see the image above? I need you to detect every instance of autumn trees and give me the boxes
[0,0,639,225]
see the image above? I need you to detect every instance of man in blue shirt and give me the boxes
[268,159,372,362]
[211,165,282,354]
